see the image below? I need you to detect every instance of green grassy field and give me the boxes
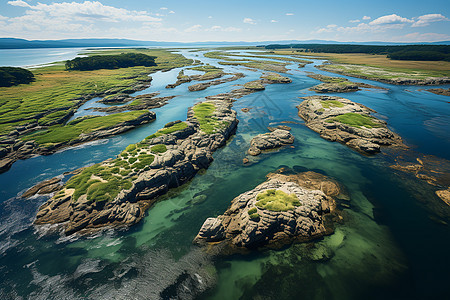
[0,49,193,136]
[21,110,150,146]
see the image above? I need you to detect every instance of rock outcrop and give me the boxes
[22,177,63,198]
[297,95,405,154]
[194,169,343,254]
[247,129,294,156]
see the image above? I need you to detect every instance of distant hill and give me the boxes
[0,38,449,49]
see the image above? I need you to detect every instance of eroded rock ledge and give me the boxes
[194,169,344,254]
[34,100,238,235]
[297,95,405,155]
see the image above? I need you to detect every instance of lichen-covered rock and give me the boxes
[194,170,341,253]
[247,129,294,156]
[297,95,405,155]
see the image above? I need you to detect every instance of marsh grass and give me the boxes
[22,110,149,145]
[321,100,345,109]
[256,189,301,212]
[146,121,188,139]
[329,113,382,129]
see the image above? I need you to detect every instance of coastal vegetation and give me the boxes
[263,44,450,62]
[329,112,382,129]
[0,49,193,136]
[65,53,157,71]
[0,67,35,87]
[193,102,225,134]
[256,189,301,211]
[145,121,188,139]
[21,110,150,145]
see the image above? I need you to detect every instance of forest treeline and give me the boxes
[0,67,35,87]
[262,44,450,61]
[65,53,157,71]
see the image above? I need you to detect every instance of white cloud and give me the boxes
[160,7,168,10]
[169,11,175,14]
[205,25,242,32]
[349,19,360,23]
[0,15,9,21]
[7,1,30,8]
[271,20,278,23]
[412,14,448,27]
[317,24,338,33]
[7,1,162,23]
[208,16,213,19]
[362,16,371,20]
[369,14,413,26]
[243,17,256,25]
[286,13,294,16]
[184,24,202,32]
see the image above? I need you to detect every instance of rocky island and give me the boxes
[247,129,294,156]
[297,95,405,154]
[34,99,238,235]
[194,169,344,254]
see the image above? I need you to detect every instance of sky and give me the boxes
[0,0,449,42]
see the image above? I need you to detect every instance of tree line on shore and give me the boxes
[263,44,450,61]
[0,67,35,87]
[65,53,157,71]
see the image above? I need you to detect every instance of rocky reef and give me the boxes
[297,95,405,155]
[34,100,238,235]
[247,129,294,156]
[194,169,344,254]
[307,73,384,93]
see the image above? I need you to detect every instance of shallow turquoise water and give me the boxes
[0,49,449,299]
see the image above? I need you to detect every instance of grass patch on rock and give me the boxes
[321,100,345,109]
[193,102,223,134]
[256,189,301,211]
[151,144,167,154]
[329,112,382,128]
[146,121,188,139]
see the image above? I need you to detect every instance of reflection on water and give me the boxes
[0,49,449,299]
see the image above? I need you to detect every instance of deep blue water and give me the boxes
[0,48,449,300]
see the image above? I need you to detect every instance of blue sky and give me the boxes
[0,0,449,42]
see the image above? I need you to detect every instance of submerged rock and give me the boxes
[194,170,342,254]
[297,95,405,155]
